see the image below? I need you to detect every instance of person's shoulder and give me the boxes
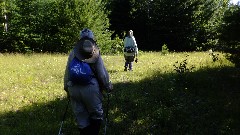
[124,36,132,40]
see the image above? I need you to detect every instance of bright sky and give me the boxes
[230,0,240,4]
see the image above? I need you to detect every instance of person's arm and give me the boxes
[64,51,74,92]
[135,47,138,57]
[92,55,112,92]
[123,37,128,47]
[132,36,138,57]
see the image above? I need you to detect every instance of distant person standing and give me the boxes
[123,30,138,71]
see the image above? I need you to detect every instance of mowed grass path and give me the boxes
[0,52,239,135]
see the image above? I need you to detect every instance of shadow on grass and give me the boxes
[0,66,239,135]
[0,97,80,135]
[106,66,240,135]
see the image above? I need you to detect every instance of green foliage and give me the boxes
[108,0,230,51]
[0,0,119,54]
[191,0,229,50]
[225,52,240,68]
[0,1,5,31]
[106,0,134,38]
[209,50,220,62]
[62,0,115,53]
[219,4,240,42]
[173,54,195,74]
[218,4,240,67]
[161,44,169,55]
[103,35,123,55]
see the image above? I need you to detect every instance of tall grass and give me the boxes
[0,52,239,135]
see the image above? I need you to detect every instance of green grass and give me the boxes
[0,52,239,135]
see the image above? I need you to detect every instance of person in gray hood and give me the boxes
[64,28,113,135]
[123,30,138,71]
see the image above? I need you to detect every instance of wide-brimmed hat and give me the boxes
[74,39,100,63]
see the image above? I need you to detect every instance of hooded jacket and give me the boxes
[64,50,111,92]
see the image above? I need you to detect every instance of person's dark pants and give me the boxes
[79,119,102,135]
[124,55,135,71]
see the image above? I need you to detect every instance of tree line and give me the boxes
[0,0,121,54]
[0,0,239,66]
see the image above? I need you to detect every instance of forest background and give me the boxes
[0,0,239,66]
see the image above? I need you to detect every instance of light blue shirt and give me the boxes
[123,36,138,56]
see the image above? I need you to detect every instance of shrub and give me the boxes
[161,44,169,55]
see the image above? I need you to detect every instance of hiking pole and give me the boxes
[104,93,110,135]
[58,98,70,135]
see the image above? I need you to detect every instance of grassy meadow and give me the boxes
[0,52,240,135]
